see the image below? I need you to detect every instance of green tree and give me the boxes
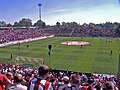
[0,21,6,27]
[6,23,12,27]
[34,20,46,28]
[89,23,95,28]
[66,22,78,28]
[70,22,78,28]
[13,22,19,27]
[56,22,60,28]
[18,18,32,27]
[42,22,46,29]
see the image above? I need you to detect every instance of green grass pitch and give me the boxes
[0,37,120,75]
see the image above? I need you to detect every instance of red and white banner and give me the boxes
[0,35,54,47]
[61,41,90,46]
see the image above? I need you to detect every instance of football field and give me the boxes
[0,37,120,74]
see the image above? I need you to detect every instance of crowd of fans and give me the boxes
[0,64,120,90]
[72,27,117,37]
[0,27,119,44]
[0,28,45,44]
[44,26,118,37]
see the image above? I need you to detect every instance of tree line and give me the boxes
[0,18,46,28]
[0,18,120,32]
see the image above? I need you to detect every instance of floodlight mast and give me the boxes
[38,3,42,21]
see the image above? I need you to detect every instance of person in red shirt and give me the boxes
[0,74,11,90]
[3,72,14,90]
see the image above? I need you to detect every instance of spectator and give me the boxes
[7,73,27,90]
[28,65,53,90]
[103,81,114,90]
[62,73,81,90]
[3,72,14,90]
[58,76,70,90]
[0,73,12,90]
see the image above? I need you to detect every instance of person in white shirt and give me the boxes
[7,73,27,90]
[58,76,70,90]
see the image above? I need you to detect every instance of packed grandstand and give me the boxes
[0,24,120,44]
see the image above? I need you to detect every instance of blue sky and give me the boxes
[0,0,120,25]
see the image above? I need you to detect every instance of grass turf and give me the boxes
[0,37,120,75]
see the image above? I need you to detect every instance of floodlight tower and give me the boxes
[38,3,42,21]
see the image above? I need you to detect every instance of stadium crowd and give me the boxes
[0,64,120,90]
[0,26,119,44]
[44,26,118,37]
[72,28,116,37]
[0,28,45,44]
